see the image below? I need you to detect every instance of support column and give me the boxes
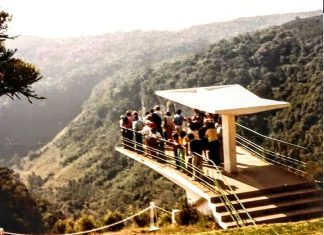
[221,114,237,174]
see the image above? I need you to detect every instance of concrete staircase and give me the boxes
[212,182,323,228]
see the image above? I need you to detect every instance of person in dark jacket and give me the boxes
[188,133,203,181]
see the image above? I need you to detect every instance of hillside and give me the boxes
[0,10,320,162]
[14,14,323,226]
[0,167,63,232]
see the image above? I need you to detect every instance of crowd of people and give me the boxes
[119,105,223,181]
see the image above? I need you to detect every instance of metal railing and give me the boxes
[236,123,308,176]
[119,127,256,227]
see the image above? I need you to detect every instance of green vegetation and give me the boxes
[0,167,63,233]
[0,11,44,102]
[176,200,201,225]
[74,214,98,232]
[1,13,322,232]
[102,211,125,231]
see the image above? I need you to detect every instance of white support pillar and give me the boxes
[221,114,237,174]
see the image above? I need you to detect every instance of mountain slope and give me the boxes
[0,167,61,232]
[15,15,323,221]
[0,10,320,161]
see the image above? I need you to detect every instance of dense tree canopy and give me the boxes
[0,167,45,232]
[0,11,43,102]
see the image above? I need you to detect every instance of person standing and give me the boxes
[163,111,174,140]
[178,131,187,172]
[133,115,144,153]
[216,117,223,164]
[205,122,220,165]
[120,115,128,149]
[191,109,204,129]
[151,108,163,136]
[154,105,163,119]
[188,133,203,181]
[147,128,161,160]
[173,109,184,134]
[125,111,134,150]
[172,133,181,170]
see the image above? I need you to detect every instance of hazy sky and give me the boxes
[1,0,322,38]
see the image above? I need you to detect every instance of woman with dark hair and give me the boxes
[163,111,174,140]
[122,111,133,150]
[205,122,220,165]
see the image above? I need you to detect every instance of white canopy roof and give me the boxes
[155,84,290,115]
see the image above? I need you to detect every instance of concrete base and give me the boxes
[115,147,228,228]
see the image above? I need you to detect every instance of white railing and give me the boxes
[236,123,308,176]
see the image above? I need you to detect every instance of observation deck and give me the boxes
[116,85,322,228]
[116,132,322,229]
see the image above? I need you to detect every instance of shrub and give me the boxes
[53,219,75,233]
[74,214,98,232]
[157,212,172,226]
[102,211,125,231]
[176,201,200,225]
[133,212,150,227]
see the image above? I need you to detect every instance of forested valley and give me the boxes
[1,10,319,162]
[0,13,322,233]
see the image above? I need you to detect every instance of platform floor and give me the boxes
[210,146,308,194]
[117,145,309,197]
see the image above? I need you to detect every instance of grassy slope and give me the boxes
[105,219,323,235]
[197,219,323,235]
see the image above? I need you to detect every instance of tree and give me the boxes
[0,11,44,102]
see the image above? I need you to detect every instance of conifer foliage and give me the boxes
[0,11,44,102]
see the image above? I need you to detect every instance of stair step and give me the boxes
[212,182,317,203]
[220,196,323,222]
[226,206,323,228]
[215,188,322,212]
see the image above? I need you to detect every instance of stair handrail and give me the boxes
[194,147,256,227]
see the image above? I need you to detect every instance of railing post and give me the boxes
[149,202,159,231]
[171,209,180,224]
